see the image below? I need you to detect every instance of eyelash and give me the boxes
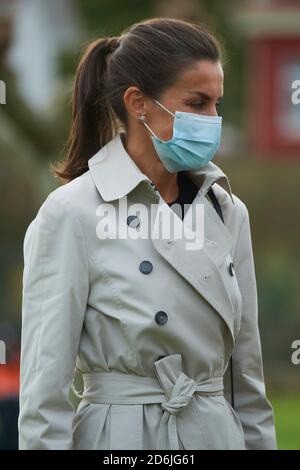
[191,101,222,109]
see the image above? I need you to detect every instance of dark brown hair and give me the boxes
[51,17,222,182]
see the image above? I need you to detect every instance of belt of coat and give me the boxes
[73,354,224,450]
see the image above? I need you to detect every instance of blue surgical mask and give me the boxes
[140,98,222,173]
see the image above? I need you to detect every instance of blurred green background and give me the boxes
[0,0,299,450]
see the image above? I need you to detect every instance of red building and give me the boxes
[235,0,300,158]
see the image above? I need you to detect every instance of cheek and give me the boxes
[152,115,174,141]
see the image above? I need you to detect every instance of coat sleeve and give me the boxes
[223,202,277,450]
[18,191,89,449]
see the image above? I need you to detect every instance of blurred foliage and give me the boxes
[77,0,154,35]
[271,394,300,450]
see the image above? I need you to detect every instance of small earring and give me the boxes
[139,113,146,121]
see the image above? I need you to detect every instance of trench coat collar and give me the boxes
[88,131,235,204]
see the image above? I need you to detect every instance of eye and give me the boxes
[190,102,206,110]
[216,100,223,108]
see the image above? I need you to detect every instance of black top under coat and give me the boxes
[167,172,199,219]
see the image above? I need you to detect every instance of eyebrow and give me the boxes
[186,91,224,100]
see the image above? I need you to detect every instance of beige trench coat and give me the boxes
[18,131,277,450]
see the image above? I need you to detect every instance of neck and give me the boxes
[121,130,179,203]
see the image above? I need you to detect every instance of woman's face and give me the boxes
[144,59,224,142]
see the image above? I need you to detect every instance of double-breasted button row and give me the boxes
[137,259,167,326]
[129,214,165,327]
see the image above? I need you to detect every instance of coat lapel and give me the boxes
[149,192,235,343]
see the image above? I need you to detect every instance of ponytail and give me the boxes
[51,36,121,182]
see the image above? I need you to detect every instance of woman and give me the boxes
[18,18,277,450]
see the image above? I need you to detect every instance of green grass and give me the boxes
[270,395,300,450]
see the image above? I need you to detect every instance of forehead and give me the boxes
[170,60,224,97]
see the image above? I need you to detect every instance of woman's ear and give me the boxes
[123,86,146,120]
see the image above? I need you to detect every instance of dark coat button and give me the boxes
[127,215,140,228]
[229,261,235,276]
[139,260,153,274]
[155,311,168,325]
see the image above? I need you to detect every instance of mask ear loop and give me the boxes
[152,98,176,118]
[139,113,168,143]
[139,98,175,144]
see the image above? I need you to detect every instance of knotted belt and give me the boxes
[73,353,224,450]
